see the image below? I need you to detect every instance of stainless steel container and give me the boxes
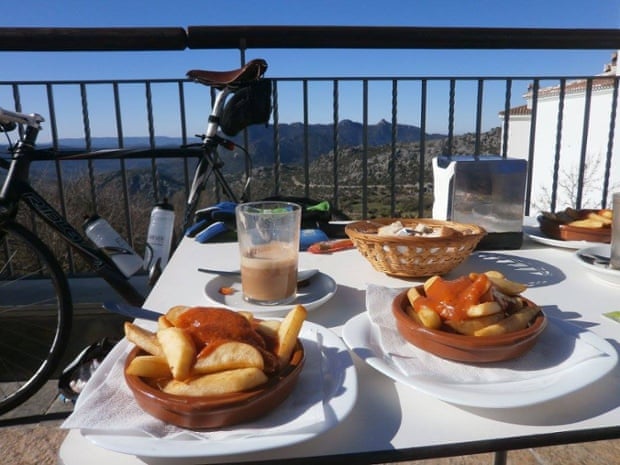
[432,155,527,249]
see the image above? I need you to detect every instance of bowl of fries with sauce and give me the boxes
[123,304,307,429]
[392,271,546,363]
[538,208,612,243]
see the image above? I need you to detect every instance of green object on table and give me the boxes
[307,200,330,212]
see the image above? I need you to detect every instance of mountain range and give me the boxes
[32,119,445,176]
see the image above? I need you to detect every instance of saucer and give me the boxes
[574,245,620,287]
[203,271,337,315]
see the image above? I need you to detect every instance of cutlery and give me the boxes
[578,252,610,266]
[197,267,319,284]
[103,301,161,321]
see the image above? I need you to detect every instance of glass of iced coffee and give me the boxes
[236,201,302,305]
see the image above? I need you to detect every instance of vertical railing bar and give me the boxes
[48,84,65,217]
[302,79,310,198]
[11,84,24,140]
[178,80,191,201]
[80,83,92,152]
[145,81,159,204]
[112,82,134,249]
[4,87,21,277]
[390,79,397,216]
[208,85,220,201]
[113,83,125,148]
[362,79,369,219]
[80,83,98,215]
[332,79,339,211]
[447,79,455,156]
[576,78,593,209]
[47,83,75,274]
[239,53,250,182]
[602,76,618,208]
[14,83,39,235]
[178,81,188,146]
[418,79,428,216]
[272,80,281,196]
[474,79,484,157]
[12,84,44,272]
[525,79,539,213]
[501,79,512,159]
[551,79,566,212]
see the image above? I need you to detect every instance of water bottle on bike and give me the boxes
[144,199,176,280]
[83,215,143,278]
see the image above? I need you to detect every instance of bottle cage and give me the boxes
[219,79,272,136]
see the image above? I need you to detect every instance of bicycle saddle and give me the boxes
[186,59,268,89]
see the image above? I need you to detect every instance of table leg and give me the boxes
[493,450,507,465]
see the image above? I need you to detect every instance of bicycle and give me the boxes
[0,58,270,414]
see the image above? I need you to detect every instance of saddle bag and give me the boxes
[220,79,272,136]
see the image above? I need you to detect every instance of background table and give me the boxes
[59,236,620,465]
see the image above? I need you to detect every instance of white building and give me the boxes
[500,51,619,213]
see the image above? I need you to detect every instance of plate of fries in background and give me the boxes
[536,208,612,244]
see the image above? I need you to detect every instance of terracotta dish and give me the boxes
[538,211,611,243]
[391,288,546,363]
[124,342,305,429]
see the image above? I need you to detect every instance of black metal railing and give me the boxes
[1,26,619,277]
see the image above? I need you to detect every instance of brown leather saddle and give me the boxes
[186,58,268,89]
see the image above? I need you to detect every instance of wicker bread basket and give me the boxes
[345,218,486,278]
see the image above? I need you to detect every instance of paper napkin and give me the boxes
[62,328,326,440]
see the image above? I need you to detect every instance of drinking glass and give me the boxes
[236,201,301,305]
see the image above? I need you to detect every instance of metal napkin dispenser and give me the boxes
[432,155,527,249]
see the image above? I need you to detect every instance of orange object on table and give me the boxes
[307,239,355,254]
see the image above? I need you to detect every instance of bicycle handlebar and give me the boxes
[0,107,45,130]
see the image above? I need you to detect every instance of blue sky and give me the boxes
[1,0,618,136]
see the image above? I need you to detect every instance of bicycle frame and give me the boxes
[182,85,245,230]
[0,122,145,306]
[1,63,264,305]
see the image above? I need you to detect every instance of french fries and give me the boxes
[157,327,196,380]
[125,355,170,378]
[406,287,442,329]
[405,271,541,337]
[124,305,306,397]
[124,321,163,357]
[276,305,308,366]
[163,368,268,396]
[543,208,613,229]
[192,341,264,374]
[473,305,540,337]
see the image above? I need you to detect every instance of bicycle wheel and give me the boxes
[0,220,73,415]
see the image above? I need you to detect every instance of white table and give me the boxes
[59,236,620,464]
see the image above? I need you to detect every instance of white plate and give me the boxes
[523,225,605,249]
[203,271,337,315]
[342,313,617,409]
[80,321,357,458]
[574,245,620,287]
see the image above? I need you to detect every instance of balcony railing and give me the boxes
[1,26,619,277]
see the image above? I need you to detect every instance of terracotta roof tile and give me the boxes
[498,104,531,116]
[526,76,617,99]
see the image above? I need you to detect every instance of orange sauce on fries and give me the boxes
[413,274,491,321]
[176,307,266,357]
